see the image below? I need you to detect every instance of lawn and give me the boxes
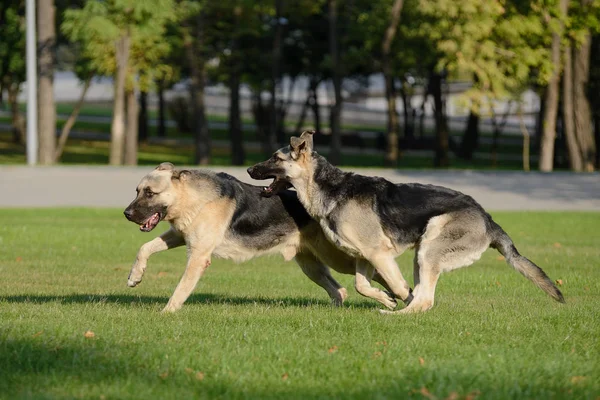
[1,210,598,399]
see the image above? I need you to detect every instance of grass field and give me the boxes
[1,209,599,399]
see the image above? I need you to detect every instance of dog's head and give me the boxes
[247,130,315,197]
[123,162,189,232]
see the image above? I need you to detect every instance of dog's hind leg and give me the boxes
[295,251,348,306]
[128,228,185,287]
[355,259,398,310]
[397,212,489,314]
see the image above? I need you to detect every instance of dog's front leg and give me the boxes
[162,248,212,313]
[128,229,184,287]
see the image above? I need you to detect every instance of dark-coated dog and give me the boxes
[247,130,565,313]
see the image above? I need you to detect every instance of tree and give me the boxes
[328,0,342,165]
[37,0,57,165]
[62,0,176,165]
[381,0,405,166]
[0,0,26,145]
[540,0,567,172]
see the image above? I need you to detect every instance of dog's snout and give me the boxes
[123,208,134,220]
[247,166,254,176]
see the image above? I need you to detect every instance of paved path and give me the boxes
[1,166,598,210]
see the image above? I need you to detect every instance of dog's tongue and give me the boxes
[140,213,160,231]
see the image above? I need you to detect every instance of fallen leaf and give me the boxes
[376,340,388,346]
[157,271,168,277]
[99,395,106,400]
[184,368,194,374]
[281,373,289,381]
[113,267,123,271]
[495,281,501,287]
[419,387,435,399]
[159,371,169,380]
[553,242,562,248]
[445,392,459,400]
[15,257,22,262]
[32,330,44,338]
[570,348,575,354]
[84,330,95,338]
[195,371,205,381]
[584,286,590,291]
[570,376,587,384]
[419,357,425,366]
[328,345,338,354]
[465,390,481,400]
[372,351,382,358]
[555,279,563,286]
[496,255,505,261]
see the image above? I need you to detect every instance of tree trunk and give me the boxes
[8,84,25,145]
[328,0,342,165]
[562,43,583,171]
[229,69,244,165]
[459,108,479,160]
[539,0,566,172]
[431,71,449,167]
[490,101,511,167]
[55,76,91,161]
[37,0,56,165]
[382,0,404,166]
[309,78,322,135]
[269,0,283,151]
[138,91,148,142]
[383,75,399,166]
[295,89,311,136]
[109,32,130,165]
[572,28,596,171]
[124,88,138,165]
[400,79,413,139]
[519,105,531,172]
[183,14,211,165]
[157,81,166,138]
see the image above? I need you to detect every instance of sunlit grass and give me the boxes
[0,209,598,399]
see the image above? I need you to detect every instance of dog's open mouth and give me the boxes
[140,212,161,232]
[262,177,292,197]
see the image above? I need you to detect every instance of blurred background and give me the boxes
[1,0,599,171]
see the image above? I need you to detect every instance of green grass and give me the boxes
[0,209,598,399]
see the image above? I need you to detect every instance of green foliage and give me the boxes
[0,209,599,398]
[419,0,556,111]
[0,0,26,86]
[61,0,178,92]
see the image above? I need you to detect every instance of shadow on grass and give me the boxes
[0,292,380,310]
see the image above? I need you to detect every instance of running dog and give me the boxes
[124,162,392,312]
[247,130,565,313]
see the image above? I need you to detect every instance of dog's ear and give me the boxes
[156,162,175,171]
[172,169,191,181]
[290,130,314,158]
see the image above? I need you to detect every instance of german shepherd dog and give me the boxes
[123,162,393,312]
[248,130,565,313]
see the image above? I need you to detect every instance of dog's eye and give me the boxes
[145,190,155,198]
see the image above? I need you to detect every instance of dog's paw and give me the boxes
[127,272,143,287]
[161,304,180,313]
[382,296,398,310]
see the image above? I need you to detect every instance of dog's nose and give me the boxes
[123,209,133,219]
[247,167,254,176]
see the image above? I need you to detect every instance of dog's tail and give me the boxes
[489,220,565,303]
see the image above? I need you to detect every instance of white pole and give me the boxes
[26,0,38,166]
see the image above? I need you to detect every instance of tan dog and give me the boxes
[124,163,395,312]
